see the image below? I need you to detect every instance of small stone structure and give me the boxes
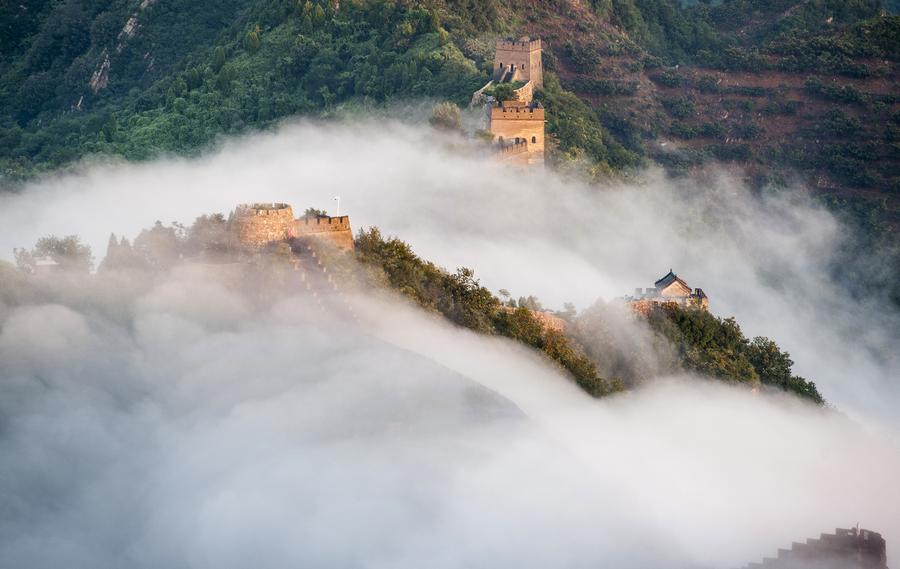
[626,269,709,313]
[495,138,532,164]
[229,202,354,251]
[475,37,546,166]
[230,203,296,247]
[492,37,543,92]
[294,215,354,250]
[742,527,888,569]
[490,101,546,164]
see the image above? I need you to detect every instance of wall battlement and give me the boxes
[743,527,888,568]
[493,36,543,89]
[231,203,295,247]
[236,202,295,217]
[295,215,354,250]
[295,215,351,233]
[230,203,354,251]
[497,140,529,156]
[490,106,546,120]
[485,36,545,165]
[496,38,542,51]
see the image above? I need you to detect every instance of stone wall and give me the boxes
[513,80,534,103]
[231,203,295,247]
[230,204,354,251]
[493,38,543,87]
[496,139,530,165]
[490,105,545,164]
[743,528,888,569]
[294,215,354,251]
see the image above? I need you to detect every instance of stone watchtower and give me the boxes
[489,103,546,164]
[476,36,546,166]
[493,37,543,90]
[230,203,296,248]
[229,202,355,251]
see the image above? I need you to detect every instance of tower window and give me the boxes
[532,136,536,143]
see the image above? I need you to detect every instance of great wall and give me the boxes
[229,202,354,251]
[475,37,547,166]
[741,527,889,569]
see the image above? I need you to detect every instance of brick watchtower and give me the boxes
[230,203,295,248]
[229,202,354,251]
[493,37,543,89]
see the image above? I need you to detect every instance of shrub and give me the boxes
[661,96,695,119]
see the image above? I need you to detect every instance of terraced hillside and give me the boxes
[1,0,897,238]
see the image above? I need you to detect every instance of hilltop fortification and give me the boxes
[626,269,709,313]
[475,37,546,166]
[493,37,543,89]
[230,202,354,251]
[294,214,354,250]
[230,203,296,247]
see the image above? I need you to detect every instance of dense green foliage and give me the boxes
[596,0,892,67]
[2,0,897,187]
[646,303,824,403]
[14,234,94,272]
[0,0,492,178]
[10,221,826,405]
[537,73,643,172]
[350,228,822,403]
[353,227,619,396]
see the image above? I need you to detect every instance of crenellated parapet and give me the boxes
[497,139,529,156]
[742,527,888,569]
[230,203,296,247]
[294,215,354,250]
[481,36,545,166]
[230,203,354,251]
[488,100,545,165]
[493,36,543,89]
[490,104,546,121]
[495,38,542,51]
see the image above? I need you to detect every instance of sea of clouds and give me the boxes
[1,120,898,568]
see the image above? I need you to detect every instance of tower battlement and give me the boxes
[493,36,543,88]
[229,203,354,251]
[490,105,546,120]
[235,202,295,217]
[482,36,545,166]
[231,203,296,247]
[294,215,351,233]
[497,139,529,156]
[495,37,542,51]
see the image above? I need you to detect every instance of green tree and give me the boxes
[246,25,261,53]
[429,101,462,131]
[16,234,94,272]
[746,337,824,404]
[491,82,517,102]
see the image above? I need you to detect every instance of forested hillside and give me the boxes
[2,0,897,188]
[1,0,898,303]
[4,221,826,404]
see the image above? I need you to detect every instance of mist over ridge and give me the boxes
[1,118,899,568]
[1,119,897,424]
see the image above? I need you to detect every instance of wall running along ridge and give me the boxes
[230,203,295,247]
[230,203,354,251]
[483,37,546,166]
[294,216,354,251]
